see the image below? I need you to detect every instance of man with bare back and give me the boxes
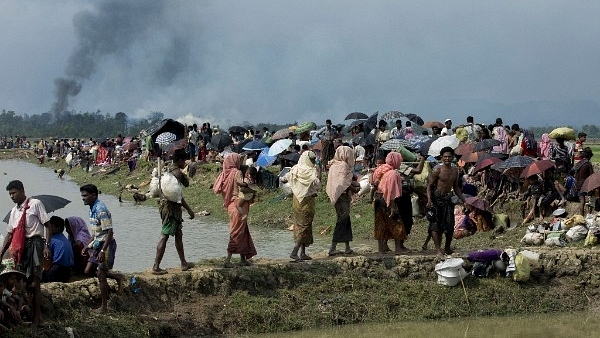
[426,146,466,258]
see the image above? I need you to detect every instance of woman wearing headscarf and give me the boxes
[520,130,538,158]
[213,153,257,267]
[326,146,360,255]
[538,133,551,160]
[65,216,92,275]
[372,152,406,254]
[282,151,321,260]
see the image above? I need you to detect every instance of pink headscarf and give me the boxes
[373,152,403,183]
[326,146,355,204]
[538,133,551,160]
[213,153,242,206]
[377,152,404,207]
[65,216,91,246]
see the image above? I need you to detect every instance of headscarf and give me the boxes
[213,153,242,206]
[538,133,551,160]
[522,130,536,150]
[326,146,355,204]
[65,216,92,245]
[377,152,404,207]
[289,151,319,203]
[373,152,403,184]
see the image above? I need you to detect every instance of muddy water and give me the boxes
[0,160,324,273]
[236,312,599,338]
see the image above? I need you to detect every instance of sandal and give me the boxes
[328,250,341,256]
[300,255,312,261]
[289,254,300,261]
[151,268,167,275]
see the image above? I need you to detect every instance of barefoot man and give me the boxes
[80,184,124,313]
[426,147,466,258]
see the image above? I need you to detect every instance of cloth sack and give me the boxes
[160,172,183,203]
[566,225,588,242]
[584,226,600,247]
[521,233,545,246]
[513,253,530,282]
[493,213,510,229]
[564,214,586,229]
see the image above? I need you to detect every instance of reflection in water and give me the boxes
[0,160,320,273]
[237,312,599,338]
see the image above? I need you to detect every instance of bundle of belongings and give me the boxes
[520,208,596,246]
[466,248,537,282]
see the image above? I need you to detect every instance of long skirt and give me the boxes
[227,200,257,259]
[332,193,353,243]
[373,193,406,241]
[293,195,315,246]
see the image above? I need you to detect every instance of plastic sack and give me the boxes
[413,161,432,188]
[411,195,422,216]
[513,253,530,282]
[493,214,510,229]
[585,213,600,228]
[584,226,599,247]
[564,214,586,229]
[545,237,566,247]
[521,233,545,246]
[566,225,588,242]
[160,172,183,203]
[435,258,468,286]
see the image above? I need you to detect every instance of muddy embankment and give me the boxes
[38,249,600,337]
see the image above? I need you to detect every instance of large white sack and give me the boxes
[160,172,183,203]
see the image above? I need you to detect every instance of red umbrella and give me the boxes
[580,172,600,194]
[465,196,491,212]
[122,142,138,151]
[520,160,556,178]
[455,143,475,156]
[473,157,502,172]
[422,121,444,129]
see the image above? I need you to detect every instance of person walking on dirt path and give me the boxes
[80,184,124,313]
[152,148,196,275]
[426,147,466,258]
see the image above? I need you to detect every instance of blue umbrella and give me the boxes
[242,140,268,151]
[256,147,277,168]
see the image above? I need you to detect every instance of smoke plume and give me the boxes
[50,0,190,117]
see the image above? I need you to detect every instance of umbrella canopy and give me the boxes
[520,160,556,178]
[423,121,444,129]
[465,196,491,212]
[349,119,366,129]
[271,128,293,141]
[462,151,503,163]
[295,121,317,134]
[427,135,460,157]
[122,142,138,151]
[242,140,268,151]
[380,110,404,121]
[473,139,501,152]
[345,112,369,120]
[256,147,278,168]
[363,111,379,135]
[4,195,71,223]
[232,138,253,153]
[404,113,424,126]
[229,126,247,134]
[494,155,535,170]
[283,152,301,163]
[417,136,439,156]
[164,139,187,156]
[580,172,600,194]
[473,157,502,172]
[268,139,293,156]
[210,133,233,150]
[454,143,475,156]
[380,138,413,151]
[156,132,177,145]
[548,127,576,141]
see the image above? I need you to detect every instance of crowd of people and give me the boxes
[0,114,596,330]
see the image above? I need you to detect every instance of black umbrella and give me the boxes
[210,133,233,151]
[351,132,366,146]
[380,110,404,121]
[3,195,71,223]
[345,112,369,120]
[494,155,536,170]
[363,111,379,135]
[229,126,247,134]
[418,136,439,156]
[233,138,252,153]
[404,113,425,126]
[283,152,301,163]
[349,119,366,129]
[473,139,501,152]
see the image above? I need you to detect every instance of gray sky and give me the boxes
[1,0,599,128]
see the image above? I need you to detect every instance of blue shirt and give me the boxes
[50,233,74,267]
[89,199,113,243]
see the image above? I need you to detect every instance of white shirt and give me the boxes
[354,145,366,161]
[441,127,453,136]
[7,198,49,238]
